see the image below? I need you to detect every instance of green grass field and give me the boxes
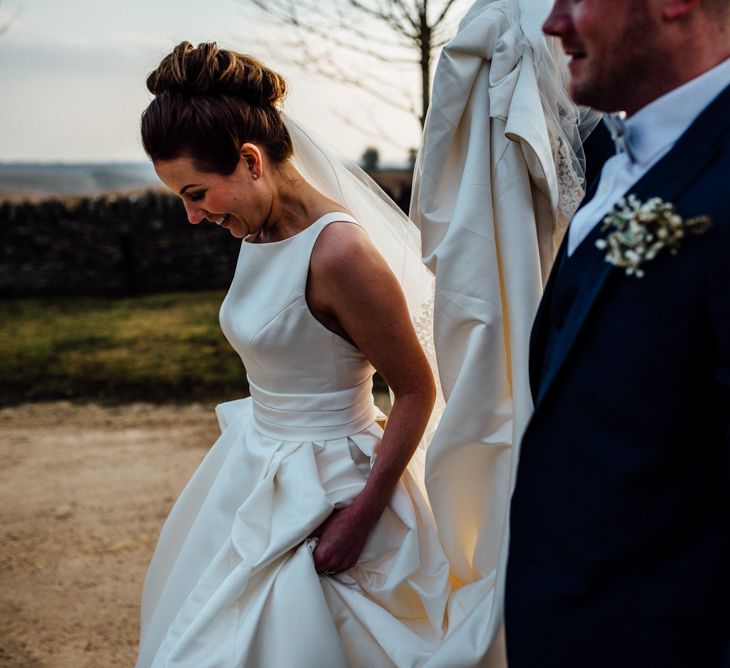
[0,292,389,406]
[0,292,246,405]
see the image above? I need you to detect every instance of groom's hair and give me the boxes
[141,41,293,174]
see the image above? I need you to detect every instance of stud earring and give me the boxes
[252,173,258,180]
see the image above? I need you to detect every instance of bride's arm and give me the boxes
[307,222,436,575]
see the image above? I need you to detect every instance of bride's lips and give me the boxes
[211,214,231,228]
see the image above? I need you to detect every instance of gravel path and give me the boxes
[0,402,220,668]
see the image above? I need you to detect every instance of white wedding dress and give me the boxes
[135,213,455,668]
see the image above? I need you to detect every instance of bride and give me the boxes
[136,3,592,660]
[136,41,453,668]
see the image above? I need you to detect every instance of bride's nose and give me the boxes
[183,200,207,225]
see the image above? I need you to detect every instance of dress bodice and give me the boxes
[219,212,377,439]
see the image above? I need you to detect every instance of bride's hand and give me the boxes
[311,502,378,575]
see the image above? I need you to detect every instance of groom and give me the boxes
[505,1,730,667]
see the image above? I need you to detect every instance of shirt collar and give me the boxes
[625,57,730,166]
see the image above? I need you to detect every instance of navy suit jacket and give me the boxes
[506,84,730,668]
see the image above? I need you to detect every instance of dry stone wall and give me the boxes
[0,192,240,297]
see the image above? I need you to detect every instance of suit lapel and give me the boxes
[529,165,603,400]
[534,81,730,408]
[529,220,569,400]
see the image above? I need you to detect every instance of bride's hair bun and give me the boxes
[142,41,293,174]
[146,41,287,111]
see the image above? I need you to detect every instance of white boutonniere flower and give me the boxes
[595,195,712,277]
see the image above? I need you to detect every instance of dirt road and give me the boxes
[0,402,220,668]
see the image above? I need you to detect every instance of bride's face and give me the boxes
[154,146,270,239]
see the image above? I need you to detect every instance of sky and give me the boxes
[0,0,456,165]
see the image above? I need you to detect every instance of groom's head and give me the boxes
[543,0,730,116]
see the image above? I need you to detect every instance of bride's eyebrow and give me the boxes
[180,184,201,195]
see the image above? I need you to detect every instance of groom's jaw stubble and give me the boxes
[545,0,675,116]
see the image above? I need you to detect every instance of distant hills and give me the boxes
[0,162,164,202]
[0,161,414,210]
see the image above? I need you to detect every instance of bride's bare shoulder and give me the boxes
[310,220,383,277]
[307,219,397,316]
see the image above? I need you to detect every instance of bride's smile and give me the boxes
[153,152,267,240]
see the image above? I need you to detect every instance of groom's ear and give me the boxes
[661,0,701,20]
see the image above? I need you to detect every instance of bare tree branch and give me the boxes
[348,0,413,36]
[331,3,415,50]
[240,0,469,130]
[433,0,461,26]
[251,0,412,50]
[318,57,419,117]
[267,20,417,66]
[332,109,413,154]
[259,29,419,117]
[389,0,420,33]
[0,0,19,37]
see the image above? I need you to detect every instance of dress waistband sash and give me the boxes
[247,378,379,441]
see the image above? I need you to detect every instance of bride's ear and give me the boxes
[239,143,264,180]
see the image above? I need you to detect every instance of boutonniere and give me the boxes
[595,195,712,277]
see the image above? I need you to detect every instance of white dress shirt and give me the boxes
[568,57,730,256]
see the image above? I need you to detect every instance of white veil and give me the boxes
[283,115,444,442]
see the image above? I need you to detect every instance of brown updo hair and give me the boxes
[141,41,293,174]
